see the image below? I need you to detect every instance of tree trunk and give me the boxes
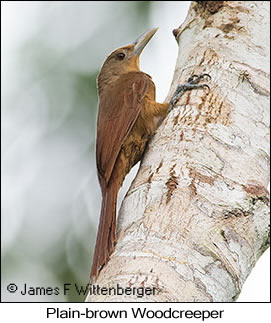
[86,1,270,302]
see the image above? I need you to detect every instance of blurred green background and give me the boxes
[2,1,190,301]
[2,1,269,302]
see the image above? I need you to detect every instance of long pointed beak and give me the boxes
[133,28,158,56]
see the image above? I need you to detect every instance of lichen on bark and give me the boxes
[87,1,270,302]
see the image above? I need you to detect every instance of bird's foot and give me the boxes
[168,73,211,112]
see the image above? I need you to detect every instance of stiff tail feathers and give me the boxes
[90,186,117,282]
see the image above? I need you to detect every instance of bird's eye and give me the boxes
[116,52,125,60]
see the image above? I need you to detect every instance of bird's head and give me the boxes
[98,28,158,89]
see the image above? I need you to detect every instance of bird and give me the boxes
[90,28,210,282]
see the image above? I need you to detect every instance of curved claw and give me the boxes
[187,73,211,85]
[187,74,199,82]
[168,74,211,113]
[202,84,210,91]
[202,73,211,81]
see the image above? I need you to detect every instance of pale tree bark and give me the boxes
[87,1,270,302]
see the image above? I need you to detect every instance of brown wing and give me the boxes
[96,72,153,188]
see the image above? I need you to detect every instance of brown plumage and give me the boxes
[90,28,169,281]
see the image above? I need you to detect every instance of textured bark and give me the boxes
[87,1,270,302]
